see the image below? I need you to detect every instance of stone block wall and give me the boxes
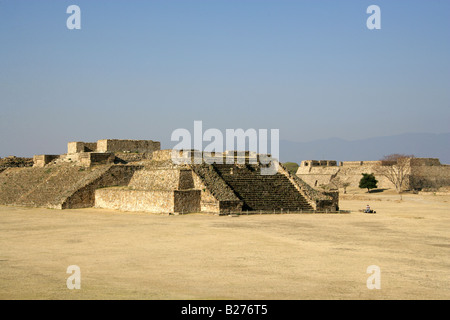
[297,165,394,189]
[409,158,441,166]
[67,142,97,154]
[191,171,223,213]
[174,190,201,213]
[297,158,450,191]
[178,169,195,189]
[191,172,221,212]
[301,160,337,167]
[96,139,160,153]
[114,152,153,164]
[128,169,180,190]
[152,149,175,161]
[33,155,60,167]
[63,165,140,209]
[154,149,274,166]
[340,161,363,166]
[219,200,245,213]
[339,160,395,166]
[92,165,243,214]
[296,165,340,188]
[95,188,174,213]
[79,152,115,167]
[61,153,81,163]
[94,168,209,214]
[314,191,339,211]
[409,164,450,189]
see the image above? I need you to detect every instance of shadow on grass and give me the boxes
[368,188,389,193]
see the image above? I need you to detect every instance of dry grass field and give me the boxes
[1,189,449,300]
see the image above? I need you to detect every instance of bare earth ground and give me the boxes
[0,189,449,300]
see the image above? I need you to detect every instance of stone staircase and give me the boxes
[212,164,313,211]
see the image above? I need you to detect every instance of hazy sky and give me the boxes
[1,0,449,157]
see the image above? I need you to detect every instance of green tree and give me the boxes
[359,173,378,193]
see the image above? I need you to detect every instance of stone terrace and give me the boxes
[212,164,313,211]
[0,139,339,214]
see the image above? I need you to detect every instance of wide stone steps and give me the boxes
[212,164,313,211]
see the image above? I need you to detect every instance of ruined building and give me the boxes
[0,139,338,214]
[296,159,450,190]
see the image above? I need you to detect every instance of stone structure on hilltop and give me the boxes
[33,139,161,167]
[296,158,450,191]
[0,139,338,214]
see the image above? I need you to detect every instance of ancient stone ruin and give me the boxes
[296,158,450,191]
[0,139,338,214]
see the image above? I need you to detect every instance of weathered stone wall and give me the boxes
[191,172,221,213]
[152,149,174,161]
[297,158,450,191]
[300,160,337,167]
[174,190,201,213]
[59,153,81,163]
[114,152,153,164]
[95,188,174,213]
[409,158,441,166]
[179,169,195,189]
[315,191,339,211]
[339,160,396,166]
[296,166,340,187]
[33,155,60,167]
[62,165,139,209]
[67,142,97,154]
[79,152,115,167]
[96,139,160,153]
[153,149,274,166]
[409,164,450,190]
[219,200,245,213]
[297,165,394,189]
[339,161,363,167]
[94,169,204,214]
[128,169,180,190]
[92,165,241,214]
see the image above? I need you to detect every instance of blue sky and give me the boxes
[1,0,449,156]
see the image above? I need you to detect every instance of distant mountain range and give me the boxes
[279,133,450,165]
